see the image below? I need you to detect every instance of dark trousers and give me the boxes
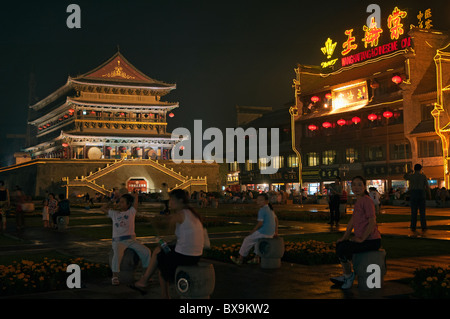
[336,239,381,263]
[329,195,341,223]
[410,189,427,230]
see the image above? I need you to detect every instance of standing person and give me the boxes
[13,186,26,231]
[42,198,50,228]
[0,181,10,232]
[160,183,170,214]
[230,193,279,265]
[328,177,343,226]
[52,194,71,228]
[101,192,151,286]
[404,164,431,231]
[47,193,58,229]
[134,189,204,298]
[331,176,381,289]
[369,187,381,215]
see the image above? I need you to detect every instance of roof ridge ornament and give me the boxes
[102,59,136,80]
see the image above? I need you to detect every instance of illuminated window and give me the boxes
[322,150,336,165]
[245,159,254,171]
[288,155,299,167]
[345,148,359,163]
[229,161,239,172]
[272,156,285,169]
[258,158,268,170]
[418,139,442,158]
[306,152,319,167]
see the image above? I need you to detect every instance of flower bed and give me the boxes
[204,240,338,265]
[410,266,450,299]
[0,257,110,296]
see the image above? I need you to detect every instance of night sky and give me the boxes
[0,0,448,166]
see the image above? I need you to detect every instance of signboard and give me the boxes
[331,81,369,112]
[319,6,435,69]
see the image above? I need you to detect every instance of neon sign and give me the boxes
[320,38,338,68]
[318,5,431,69]
[331,81,369,113]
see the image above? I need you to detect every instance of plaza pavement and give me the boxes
[1,204,450,300]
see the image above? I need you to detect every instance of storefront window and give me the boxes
[306,152,319,167]
[288,155,299,167]
[366,145,384,161]
[418,138,442,158]
[345,148,359,163]
[322,150,336,165]
[390,143,411,160]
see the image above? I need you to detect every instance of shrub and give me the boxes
[410,266,450,299]
[0,257,110,296]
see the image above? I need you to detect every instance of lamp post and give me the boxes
[289,106,302,192]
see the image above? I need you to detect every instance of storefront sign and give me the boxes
[319,6,433,69]
[331,81,369,112]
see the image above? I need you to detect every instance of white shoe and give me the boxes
[341,272,355,289]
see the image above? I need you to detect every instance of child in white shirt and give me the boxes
[101,192,151,285]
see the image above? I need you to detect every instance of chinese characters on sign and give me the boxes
[320,6,433,69]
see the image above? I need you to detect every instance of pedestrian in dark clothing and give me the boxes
[404,164,431,231]
[52,194,70,227]
[328,176,343,226]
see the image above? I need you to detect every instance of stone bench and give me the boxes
[108,248,141,284]
[175,262,215,299]
[256,237,285,269]
[57,216,69,231]
[352,249,387,291]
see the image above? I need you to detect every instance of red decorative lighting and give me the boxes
[325,93,332,100]
[337,119,346,126]
[64,115,68,118]
[370,81,379,89]
[322,122,332,128]
[311,96,320,103]
[68,108,75,113]
[391,75,402,84]
[308,124,318,131]
[352,116,361,124]
[136,147,141,151]
[383,111,393,118]
[169,112,174,118]
[62,143,69,148]
[368,114,378,121]
[106,146,112,150]
[90,111,96,115]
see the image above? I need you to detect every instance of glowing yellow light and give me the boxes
[362,17,383,48]
[388,7,408,40]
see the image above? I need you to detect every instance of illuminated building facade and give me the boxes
[25,52,179,160]
[292,6,450,195]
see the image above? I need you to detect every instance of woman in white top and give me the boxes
[134,189,204,298]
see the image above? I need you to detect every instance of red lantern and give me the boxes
[68,108,75,113]
[136,147,141,151]
[337,119,346,126]
[64,115,68,118]
[383,111,393,118]
[90,111,96,115]
[370,81,379,89]
[311,96,320,103]
[322,122,332,128]
[62,143,69,148]
[391,75,402,84]
[368,114,378,121]
[352,116,361,124]
[106,146,112,150]
[169,112,174,118]
[38,127,43,130]
[308,124,318,131]
[325,93,332,100]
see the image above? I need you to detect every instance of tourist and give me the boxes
[331,176,381,289]
[0,181,10,232]
[230,193,279,265]
[133,189,204,299]
[368,187,381,215]
[13,186,26,231]
[160,182,170,214]
[47,193,58,228]
[328,176,343,226]
[101,192,151,286]
[52,194,71,228]
[42,198,50,228]
[404,164,431,231]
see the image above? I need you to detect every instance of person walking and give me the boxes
[230,193,279,265]
[404,164,431,231]
[331,176,381,289]
[328,176,343,226]
[160,183,170,214]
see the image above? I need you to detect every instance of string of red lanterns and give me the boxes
[307,110,395,130]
